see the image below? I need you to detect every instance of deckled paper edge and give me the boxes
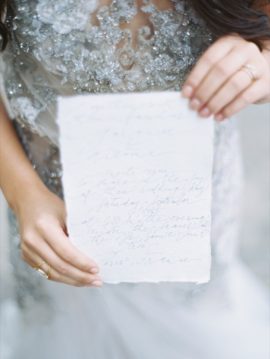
[56,91,215,284]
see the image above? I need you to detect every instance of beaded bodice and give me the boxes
[1,0,215,145]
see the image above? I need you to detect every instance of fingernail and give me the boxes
[199,107,210,117]
[182,85,193,98]
[215,114,224,121]
[91,280,103,287]
[90,267,99,274]
[86,275,102,285]
[189,98,201,111]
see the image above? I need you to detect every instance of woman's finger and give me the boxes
[199,67,256,117]
[215,79,268,121]
[35,216,99,274]
[21,236,102,285]
[181,35,237,97]
[21,245,103,287]
[190,42,262,110]
[22,247,86,287]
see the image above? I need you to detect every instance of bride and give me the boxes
[0,1,270,358]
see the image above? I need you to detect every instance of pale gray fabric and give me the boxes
[0,1,269,358]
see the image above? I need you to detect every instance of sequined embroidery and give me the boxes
[2,0,215,144]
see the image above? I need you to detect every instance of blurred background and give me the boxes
[0,103,269,356]
[237,103,269,288]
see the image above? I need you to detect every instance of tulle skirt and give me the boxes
[1,229,269,359]
[1,117,269,359]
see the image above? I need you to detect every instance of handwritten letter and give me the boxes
[57,91,214,283]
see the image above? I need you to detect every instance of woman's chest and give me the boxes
[10,0,214,92]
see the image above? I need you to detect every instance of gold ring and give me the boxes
[240,64,259,82]
[34,261,51,280]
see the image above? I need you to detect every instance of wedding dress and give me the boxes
[0,1,269,358]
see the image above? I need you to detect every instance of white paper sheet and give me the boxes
[57,91,214,284]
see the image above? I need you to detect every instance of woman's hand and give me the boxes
[16,186,103,288]
[181,34,270,121]
[0,103,103,288]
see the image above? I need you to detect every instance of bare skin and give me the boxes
[91,0,175,49]
[181,2,270,117]
[182,36,270,120]
[1,1,269,288]
[0,103,103,287]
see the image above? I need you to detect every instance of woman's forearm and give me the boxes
[0,101,48,214]
[0,101,101,286]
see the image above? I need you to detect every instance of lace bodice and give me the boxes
[1,0,215,146]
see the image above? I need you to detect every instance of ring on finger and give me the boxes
[239,64,259,82]
[33,260,51,280]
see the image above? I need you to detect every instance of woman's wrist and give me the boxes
[0,102,51,217]
[6,172,49,217]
